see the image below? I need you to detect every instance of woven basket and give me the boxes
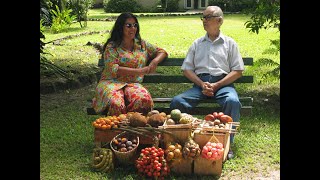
[110,132,139,165]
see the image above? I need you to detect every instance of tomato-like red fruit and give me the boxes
[204,114,215,121]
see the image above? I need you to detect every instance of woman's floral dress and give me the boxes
[92,38,167,116]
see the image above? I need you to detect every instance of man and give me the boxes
[170,6,244,159]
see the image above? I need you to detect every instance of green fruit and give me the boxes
[170,109,181,122]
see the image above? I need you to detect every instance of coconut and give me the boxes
[148,114,166,127]
[128,112,147,127]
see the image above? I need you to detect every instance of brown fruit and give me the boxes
[148,114,165,127]
[128,112,147,127]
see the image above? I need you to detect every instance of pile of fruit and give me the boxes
[165,109,195,125]
[92,116,122,130]
[201,142,224,161]
[111,136,138,153]
[182,138,201,159]
[91,148,114,173]
[135,146,170,179]
[203,112,233,128]
[164,143,183,164]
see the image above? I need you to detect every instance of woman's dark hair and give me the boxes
[102,12,141,52]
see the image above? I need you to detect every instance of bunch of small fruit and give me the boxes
[201,142,224,161]
[91,148,114,173]
[164,143,183,163]
[135,146,170,179]
[182,138,201,159]
[92,116,122,130]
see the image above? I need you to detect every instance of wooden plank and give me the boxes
[153,96,253,103]
[98,57,253,67]
[143,75,253,83]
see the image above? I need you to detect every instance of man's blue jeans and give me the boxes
[169,74,241,143]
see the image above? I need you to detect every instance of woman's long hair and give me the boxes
[102,12,141,52]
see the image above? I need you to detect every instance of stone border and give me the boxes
[40,73,98,94]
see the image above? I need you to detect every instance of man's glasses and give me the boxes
[125,23,138,28]
[200,15,219,21]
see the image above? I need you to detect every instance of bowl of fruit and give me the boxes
[110,132,139,164]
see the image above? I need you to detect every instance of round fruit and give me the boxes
[170,109,182,122]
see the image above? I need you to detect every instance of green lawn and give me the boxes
[40,9,280,179]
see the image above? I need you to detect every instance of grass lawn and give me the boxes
[40,9,280,179]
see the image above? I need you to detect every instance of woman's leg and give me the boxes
[92,81,126,116]
[107,89,127,116]
[124,84,154,115]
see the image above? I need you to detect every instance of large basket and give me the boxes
[110,132,139,165]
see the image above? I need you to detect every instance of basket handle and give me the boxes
[208,129,220,143]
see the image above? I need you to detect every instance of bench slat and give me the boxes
[143,75,253,83]
[153,97,253,104]
[98,57,253,67]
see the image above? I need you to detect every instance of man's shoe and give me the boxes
[227,149,234,160]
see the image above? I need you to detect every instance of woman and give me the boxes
[92,12,168,116]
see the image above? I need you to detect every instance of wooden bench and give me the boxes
[87,57,253,116]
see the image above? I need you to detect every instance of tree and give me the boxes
[244,0,280,79]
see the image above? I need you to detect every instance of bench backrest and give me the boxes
[97,57,253,84]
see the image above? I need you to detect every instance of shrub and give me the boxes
[66,0,94,27]
[166,0,179,12]
[103,0,142,13]
[50,5,76,33]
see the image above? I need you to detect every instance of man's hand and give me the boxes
[202,82,214,96]
[201,82,220,97]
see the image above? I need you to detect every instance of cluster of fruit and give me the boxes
[164,143,183,163]
[91,148,114,173]
[92,116,122,130]
[111,136,138,152]
[135,146,170,179]
[201,142,224,161]
[165,109,195,125]
[203,112,233,128]
[182,138,201,159]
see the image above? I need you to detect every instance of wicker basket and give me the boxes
[110,132,139,165]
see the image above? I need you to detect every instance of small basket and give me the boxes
[110,132,139,165]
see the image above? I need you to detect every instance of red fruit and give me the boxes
[220,115,233,123]
[215,112,224,119]
[212,112,218,117]
[204,114,215,121]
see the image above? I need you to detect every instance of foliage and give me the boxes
[50,4,77,33]
[40,0,52,26]
[208,0,257,12]
[103,0,143,13]
[165,0,179,12]
[244,0,280,79]
[255,58,280,80]
[244,0,280,34]
[66,0,94,28]
[40,30,70,79]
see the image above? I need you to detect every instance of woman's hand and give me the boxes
[148,61,158,73]
[140,66,151,75]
